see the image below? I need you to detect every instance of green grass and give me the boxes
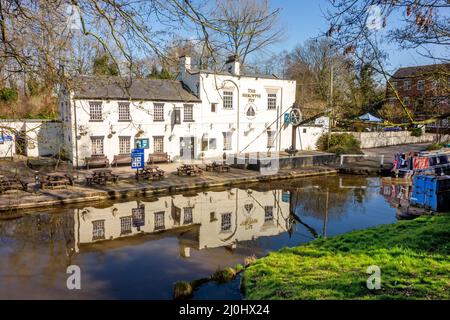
[243,215,450,300]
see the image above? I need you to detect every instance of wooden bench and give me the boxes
[40,173,73,189]
[177,164,203,176]
[205,162,231,173]
[111,154,132,167]
[147,152,170,164]
[85,155,110,170]
[0,175,28,193]
[136,166,165,181]
[86,169,119,186]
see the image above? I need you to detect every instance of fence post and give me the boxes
[340,155,344,166]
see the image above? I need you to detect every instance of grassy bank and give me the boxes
[243,215,450,300]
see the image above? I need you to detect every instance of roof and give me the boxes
[69,76,201,102]
[391,63,450,79]
[188,69,287,80]
[359,113,382,122]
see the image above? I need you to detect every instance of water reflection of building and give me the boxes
[73,188,291,255]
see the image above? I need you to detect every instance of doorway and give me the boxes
[180,137,195,160]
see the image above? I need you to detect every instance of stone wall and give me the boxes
[348,131,449,149]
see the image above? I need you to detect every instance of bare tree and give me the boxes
[325,0,450,127]
[211,0,284,65]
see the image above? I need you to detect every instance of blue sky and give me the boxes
[269,0,446,73]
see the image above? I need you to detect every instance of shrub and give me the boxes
[211,267,237,283]
[316,133,362,155]
[173,281,193,300]
[410,127,423,137]
[0,87,18,102]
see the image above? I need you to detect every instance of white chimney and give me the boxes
[179,55,191,72]
[225,55,240,76]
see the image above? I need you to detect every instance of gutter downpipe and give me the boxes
[73,97,79,170]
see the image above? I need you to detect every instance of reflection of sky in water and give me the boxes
[0,175,399,299]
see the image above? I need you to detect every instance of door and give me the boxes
[180,137,195,160]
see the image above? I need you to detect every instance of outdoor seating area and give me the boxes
[147,152,170,164]
[0,175,28,193]
[205,161,231,173]
[135,165,165,180]
[111,154,132,167]
[39,173,73,189]
[86,169,119,185]
[85,155,110,169]
[176,164,203,176]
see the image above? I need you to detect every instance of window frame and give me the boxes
[223,90,234,109]
[153,136,164,153]
[91,136,104,155]
[153,103,165,122]
[119,136,131,155]
[267,93,277,110]
[118,102,131,121]
[183,104,194,122]
[89,101,103,121]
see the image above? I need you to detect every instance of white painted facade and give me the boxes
[58,57,301,167]
[0,120,62,158]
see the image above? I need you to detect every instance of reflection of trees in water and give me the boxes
[290,176,369,219]
[0,212,75,286]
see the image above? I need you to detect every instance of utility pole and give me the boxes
[327,64,334,150]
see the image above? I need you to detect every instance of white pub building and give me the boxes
[59,55,304,167]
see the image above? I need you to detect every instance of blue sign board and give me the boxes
[131,148,145,169]
[282,191,290,203]
[0,135,12,143]
[132,207,145,227]
[135,138,149,149]
[284,113,291,125]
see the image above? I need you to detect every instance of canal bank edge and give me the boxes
[0,167,337,213]
[242,214,450,300]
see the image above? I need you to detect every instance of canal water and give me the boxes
[0,175,402,299]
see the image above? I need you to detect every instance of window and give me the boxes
[119,136,130,154]
[403,80,411,91]
[92,220,105,240]
[267,130,274,148]
[391,81,398,90]
[153,136,164,153]
[89,102,102,121]
[211,103,217,113]
[183,207,193,225]
[417,80,425,91]
[221,213,232,232]
[209,138,217,150]
[403,97,410,107]
[267,93,277,110]
[91,137,104,155]
[246,105,256,117]
[154,211,165,230]
[223,90,233,109]
[173,108,181,124]
[223,132,232,151]
[184,104,194,121]
[154,103,164,122]
[210,211,216,222]
[120,216,132,235]
[118,102,130,121]
[264,206,274,222]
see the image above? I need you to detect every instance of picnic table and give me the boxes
[0,175,28,193]
[205,162,231,173]
[136,165,165,180]
[40,173,73,189]
[177,164,203,176]
[86,169,119,185]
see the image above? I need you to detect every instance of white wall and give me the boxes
[349,131,448,149]
[0,120,63,158]
[64,72,299,167]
